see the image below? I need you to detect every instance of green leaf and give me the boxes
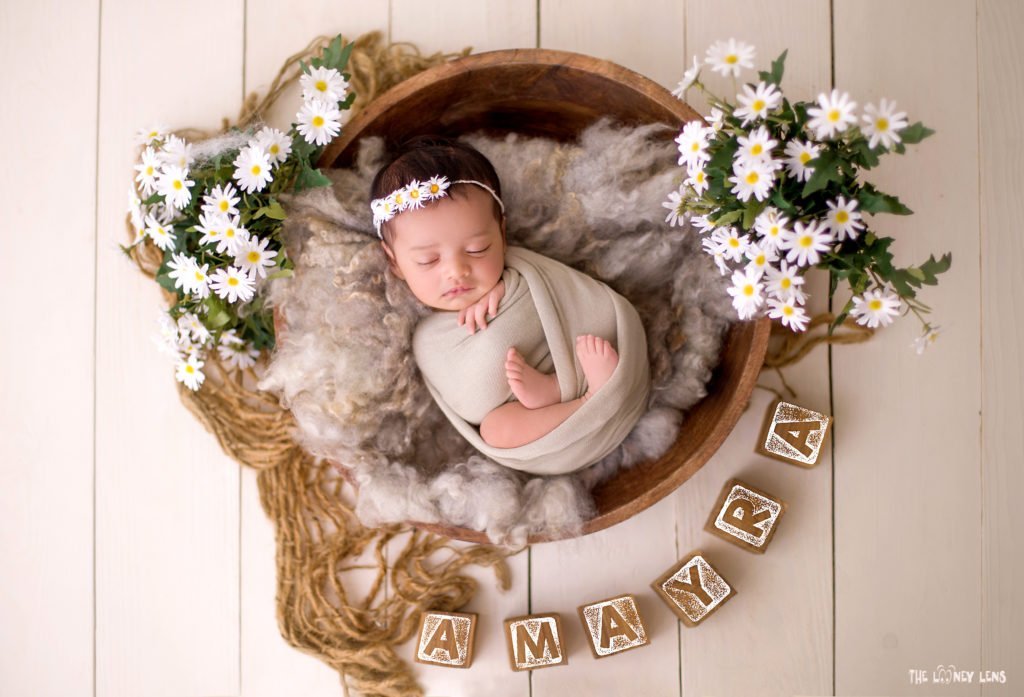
[742,198,767,230]
[859,185,913,215]
[711,209,743,227]
[294,164,332,191]
[268,268,294,280]
[918,253,953,283]
[853,140,882,170]
[203,295,232,329]
[757,49,787,86]
[899,122,935,145]
[801,149,844,197]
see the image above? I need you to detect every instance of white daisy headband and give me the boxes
[371,176,505,238]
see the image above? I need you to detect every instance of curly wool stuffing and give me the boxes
[257,120,735,546]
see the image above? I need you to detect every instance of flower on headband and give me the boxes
[425,175,449,199]
[405,180,428,209]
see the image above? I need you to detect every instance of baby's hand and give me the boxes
[458,279,505,334]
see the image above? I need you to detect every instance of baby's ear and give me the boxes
[380,241,405,280]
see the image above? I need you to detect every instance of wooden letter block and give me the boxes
[503,613,567,671]
[757,400,832,467]
[414,611,477,668]
[651,551,735,627]
[704,478,786,553]
[577,594,650,659]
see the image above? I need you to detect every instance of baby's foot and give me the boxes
[576,335,619,401]
[506,347,561,409]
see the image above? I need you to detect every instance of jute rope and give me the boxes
[125,30,873,695]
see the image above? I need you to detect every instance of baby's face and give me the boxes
[383,186,506,312]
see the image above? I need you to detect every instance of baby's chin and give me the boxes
[426,289,485,312]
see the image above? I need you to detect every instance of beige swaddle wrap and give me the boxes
[412,246,651,475]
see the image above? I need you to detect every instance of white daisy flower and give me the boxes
[780,219,834,267]
[685,163,709,196]
[153,313,181,357]
[783,139,820,182]
[135,125,167,146]
[209,265,256,304]
[735,125,779,166]
[850,287,901,328]
[692,214,715,234]
[701,236,731,275]
[187,259,211,299]
[134,147,161,196]
[234,235,279,280]
[424,175,450,199]
[712,226,749,263]
[219,328,244,346]
[255,127,293,165]
[405,180,429,209]
[754,207,791,252]
[218,338,260,371]
[675,120,712,169]
[201,183,241,218]
[662,187,688,227]
[143,213,176,251]
[672,56,702,99]
[233,145,273,194]
[296,98,342,146]
[861,98,909,150]
[218,216,250,256]
[708,107,726,133]
[159,134,195,170]
[727,268,765,320]
[744,242,779,280]
[764,260,806,302]
[705,38,756,78]
[156,165,194,210]
[825,196,865,241]
[912,325,940,354]
[196,212,227,249]
[300,66,349,104]
[175,354,206,391]
[128,186,145,239]
[729,159,775,202]
[177,311,211,344]
[734,82,783,126]
[166,252,194,292]
[806,89,858,140]
[767,296,810,331]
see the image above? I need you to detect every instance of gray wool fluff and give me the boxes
[256,120,736,547]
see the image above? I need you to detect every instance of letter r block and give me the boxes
[757,400,832,467]
[651,551,735,627]
[577,594,651,659]
[504,613,567,671]
[704,478,786,553]
[414,611,478,668]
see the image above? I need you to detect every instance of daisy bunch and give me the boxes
[122,35,356,390]
[664,40,949,346]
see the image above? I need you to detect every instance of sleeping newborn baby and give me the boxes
[372,135,650,476]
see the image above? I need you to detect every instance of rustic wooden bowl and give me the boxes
[316,48,770,544]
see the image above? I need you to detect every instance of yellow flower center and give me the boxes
[410,189,420,199]
[836,211,850,223]
[746,171,760,184]
[783,305,794,316]
[876,117,889,131]
[185,365,195,374]
[194,271,204,281]
[751,144,763,156]
[228,277,239,287]
[743,284,754,296]
[800,152,812,164]
[269,144,279,155]
[248,251,260,263]
[316,80,328,92]
[691,142,700,152]
[729,238,740,248]
[781,277,791,289]
[770,225,780,236]
[869,299,883,311]
[146,166,154,176]
[395,194,404,204]
[312,115,325,128]
[173,180,182,190]
[726,54,738,64]
[251,165,262,176]
[429,184,440,193]
[752,99,765,112]
[156,227,165,236]
[800,235,812,247]
[219,200,229,212]
[226,227,235,238]
[828,109,841,122]
[756,254,765,265]
[695,172,705,183]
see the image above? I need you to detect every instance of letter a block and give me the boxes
[651,551,735,627]
[577,594,650,659]
[705,478,786,553]
[758,400,832,467]
[504,613,567,671]
[414,611,478,668]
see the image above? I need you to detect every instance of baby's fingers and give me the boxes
[474,302,489,330]
[487,291,500,319]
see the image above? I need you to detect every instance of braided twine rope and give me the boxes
[125,30,871,696]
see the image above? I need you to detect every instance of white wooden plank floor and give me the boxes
[2,1,1022,695]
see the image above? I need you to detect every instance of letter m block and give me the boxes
[504,613,567,671]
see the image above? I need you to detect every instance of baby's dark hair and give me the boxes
[370,135,504,246]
